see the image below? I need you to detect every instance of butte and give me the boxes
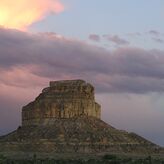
[0,80,163,158]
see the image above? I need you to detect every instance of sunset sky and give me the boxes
[0,0,164,146]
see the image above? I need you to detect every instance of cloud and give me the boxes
[0,0,64,30]
[146,30,164,44]
[1,28,164,94]
[149,30,160,36]
[103,35,129,45]
[152,38,164,44]
[89,34,101,42]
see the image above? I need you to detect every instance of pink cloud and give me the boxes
[0,28,164,93]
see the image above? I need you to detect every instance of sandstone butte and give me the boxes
[0,79,163,159]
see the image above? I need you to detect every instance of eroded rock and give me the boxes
[22,80,101,126]
[0,79,163,159]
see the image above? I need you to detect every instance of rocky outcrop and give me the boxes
[0,79,163,159]
[22,80,101,126]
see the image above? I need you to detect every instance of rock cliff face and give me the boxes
[22,80,101,126]
[0,80,163,159]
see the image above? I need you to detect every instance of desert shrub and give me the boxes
[102,154,118,160]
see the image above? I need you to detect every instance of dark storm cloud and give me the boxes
[1,28,164,93]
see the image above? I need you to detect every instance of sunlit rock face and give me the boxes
[22,80,101,126]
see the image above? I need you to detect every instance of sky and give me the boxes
[0,0,164,146]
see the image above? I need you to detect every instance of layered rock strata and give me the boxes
[22,80,101,126]
[0,79,163,158]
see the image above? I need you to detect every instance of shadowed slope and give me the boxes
[0,116,160,154]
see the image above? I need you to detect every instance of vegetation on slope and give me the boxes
[0,154,164,164]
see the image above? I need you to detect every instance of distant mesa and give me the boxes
[0,79,163,159]
[22,79,101,126]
